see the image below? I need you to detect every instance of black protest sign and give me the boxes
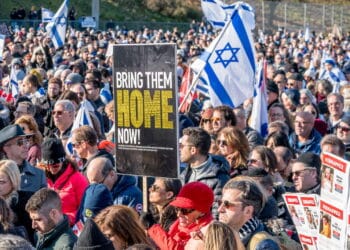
[113,44,179,178]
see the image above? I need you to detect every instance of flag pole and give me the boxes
[178,5,239,112]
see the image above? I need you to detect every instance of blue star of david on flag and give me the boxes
[57,14,67,26]
[214,43,240,68]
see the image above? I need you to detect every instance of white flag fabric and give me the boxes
[249,60,268,138]
[42,8,54,23]
[9,65,19,99]
[304,26,310,42]
[66,100,94,155]
[0,34,5,61]
[46,0,69,49]
[191,3,257,108]
[201,0,234,29]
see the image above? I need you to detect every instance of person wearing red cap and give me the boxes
[148,182,214,250]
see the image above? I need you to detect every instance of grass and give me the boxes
[0,0,182,22]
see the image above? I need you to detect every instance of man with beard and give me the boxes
[25,188,77,249]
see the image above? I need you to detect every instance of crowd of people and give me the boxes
[0,16,349,249]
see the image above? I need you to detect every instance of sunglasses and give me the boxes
[52,110,69,116]
[291,167,314,177]
[211,118,221,123]
[201,119,211,124]
[5,138,29,147]
[217,139,228,146]
[336,125,350,132]
[149,184,162,192]
[175,207,195,215]
[218,199,242,209]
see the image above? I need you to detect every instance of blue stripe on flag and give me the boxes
[231,12,255,73]
[51,24,64,48]
[205,64,234,107]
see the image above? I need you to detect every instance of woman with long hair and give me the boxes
[15,115,43,166]
[216,126,249,177]
[143,177,182,232]
[95,205,153,250]
[0,160,34,243]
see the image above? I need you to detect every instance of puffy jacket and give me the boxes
[111,175,143,212]
[180,155,230,219]
[47,163,88,225]
[148,213,213,250]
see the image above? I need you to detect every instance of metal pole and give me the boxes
[304,4,306,29]
[262,1,265,32]
[331,5,334,27]
[92,0,100,29]
[322,4,325,30]
[284,3,287,32]
[340,7,343,30]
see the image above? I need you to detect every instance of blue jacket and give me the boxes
[111,175,143,213]
[289,129,322,155]
[180,154,230,219]
[20,160,47,193]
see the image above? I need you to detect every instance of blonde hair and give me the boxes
[0,160,20,192]
[204,221,239,250]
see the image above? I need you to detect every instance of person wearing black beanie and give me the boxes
[74,219,114,250]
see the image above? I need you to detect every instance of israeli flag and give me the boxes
[201,0,235,29]
[42,8,54,23]
[66,100,94,155]
[46,0,69,49]
[191,3,256,108]
[249,60,268,138]
[9,65,19,100]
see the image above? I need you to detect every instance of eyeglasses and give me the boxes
[4,138,29,147]
[247,159,258,165]
[211,117,221,123]
[336,125,350,132]
[218,199,242,209]
[45,163,61,170]
[291,167,315,177]
[175,207,195,215]
[149,184,162,192]
[52,110,69,116]
[217,139,228,146]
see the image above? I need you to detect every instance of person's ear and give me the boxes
[243,205,254,218]
[165,191,174,200]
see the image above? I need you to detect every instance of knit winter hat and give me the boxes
[73,219,114,250]
[170,182,214,213]
[41,138,66,165]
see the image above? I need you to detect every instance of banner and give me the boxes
[113,44,179,178]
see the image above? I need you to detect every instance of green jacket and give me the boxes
[36,215,77,250]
